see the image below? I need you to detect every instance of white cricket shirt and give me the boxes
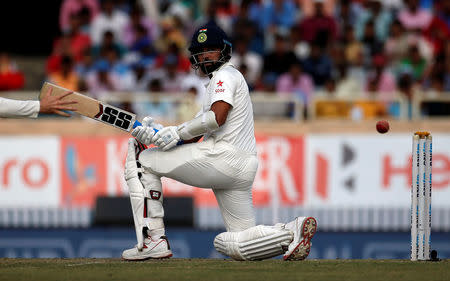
[0,98,40,118]
[202,62,256,154]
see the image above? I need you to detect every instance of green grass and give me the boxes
[0,258,448,281]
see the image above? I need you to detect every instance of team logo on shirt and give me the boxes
[198,32,207,43]
[216,80,224,87]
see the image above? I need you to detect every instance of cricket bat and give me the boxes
[39,82,158,133]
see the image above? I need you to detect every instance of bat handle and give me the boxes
[133,120,182,146]
[132,120,158,133]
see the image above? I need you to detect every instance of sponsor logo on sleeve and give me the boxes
[215,80,225,93]
[150,190,161,200]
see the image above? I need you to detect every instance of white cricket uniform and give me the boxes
[0,98,40,118]
[139,62,258,232]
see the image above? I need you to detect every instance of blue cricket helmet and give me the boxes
[188,24,232,75]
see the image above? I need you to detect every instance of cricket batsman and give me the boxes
[122,24,317,261]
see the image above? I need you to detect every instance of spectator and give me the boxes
[424,75,445,98]
[92,30,127,59]
[61,12,91,61]
[75,48,95,81]
[262,33,298,77]
[290,25,310,60]
[229,38,263,89]
[302,43,333,87]
[85,59,117,97]
[46,35,74,74]
[354,0,392,42]
[254,72,278,92]
[180,70,209,104]
[232,0,264,55]
[238,64,251,89]
[397,0,432,32]
[370,1,393,41]
[128,24,153,53]
[314,77,355,119]
[445,44,450,91]
[315,78,337,97]
[366,54,397,98]
[164,0,197,35]
[335,0,358,41]
[122,4,158,49]
[115,0,133,14]
[257,0,297,34]
[59,0,99,33]
[149,54,186,93]
[298,0,337,47]
[299,0,336,17]
[132,78,176,122]
[343,25,364,65]
[0,52,25,90]
[423,50,450,92]
[90,0,129,45]
[47,12,91,74]
[213,0,238,35]
[153,16,187,54]
[48,55,80,91]
[103,47,134,91]
[334,63,365,99]
[398,44,427,81]
[154,43,190,73]
[276,60,314,105]
[378,0,404,11]
[130,60,152,92]
[361,20,384,56]
[437,0,450,28]
[384,20,409,64]
[422,1,450,56]
[177,86,202,121]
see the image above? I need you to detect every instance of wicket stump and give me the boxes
[411,132,432,261]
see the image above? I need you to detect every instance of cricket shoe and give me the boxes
[122,236,172,261]
[283,217,317,261]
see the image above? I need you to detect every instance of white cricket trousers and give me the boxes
[138,138,259,232]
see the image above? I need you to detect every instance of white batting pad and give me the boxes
[127,177,146,250]
[214,224,293,260]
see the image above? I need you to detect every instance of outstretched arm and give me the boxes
[0,89,75,119]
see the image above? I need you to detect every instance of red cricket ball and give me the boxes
[376,120,389,134]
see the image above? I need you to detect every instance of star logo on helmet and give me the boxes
[217,80,224,87]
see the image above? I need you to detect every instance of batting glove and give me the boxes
[151,126,181,151]
[131,116,161,145]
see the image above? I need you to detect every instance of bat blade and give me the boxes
[40,82,142,132]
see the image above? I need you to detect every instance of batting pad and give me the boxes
[126,177,146,250]
[214,224,293,260]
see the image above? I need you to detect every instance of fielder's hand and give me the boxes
[131,116,161,145]
[152,126,180,151]
[39,87,77,117]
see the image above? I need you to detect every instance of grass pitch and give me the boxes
[0,258,448,281]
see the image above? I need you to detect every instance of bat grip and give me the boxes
[133,120,183,146]
[132,120,158,133]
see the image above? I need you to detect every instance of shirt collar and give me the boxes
[203,62,235,88]
[211,62,234,78]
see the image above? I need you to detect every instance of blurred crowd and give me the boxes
[1,0,450,120]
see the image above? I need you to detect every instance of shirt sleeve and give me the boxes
[0,98,40,118]
[209,71,237,107]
